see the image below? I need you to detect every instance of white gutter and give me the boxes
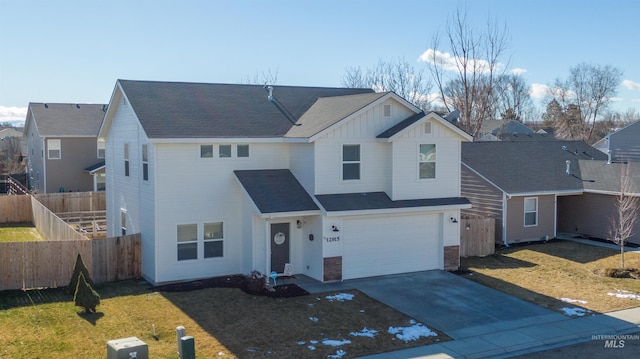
[323,203,472,217]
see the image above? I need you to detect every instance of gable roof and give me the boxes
[234,169,320,215]
[315,192,470,214]
[376,111,473,142]
[284,92,388,138]
[26,103,106,137]
[116,80,374,139]
[462,141,608,195]
[490,119,534,136]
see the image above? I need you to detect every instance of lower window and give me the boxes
[524,197,538,226]
[177,224,198,260]
[204,222,224,258]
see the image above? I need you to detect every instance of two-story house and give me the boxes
[98,80,472,285]
[23,103,107,193]
[592,119,640,163]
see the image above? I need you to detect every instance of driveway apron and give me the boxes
[296,270,565,339]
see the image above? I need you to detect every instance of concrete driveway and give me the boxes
[295,270,565,339]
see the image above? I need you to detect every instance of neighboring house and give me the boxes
[477,119,535,141]
[461,140,608,245]
[557,161,640,244]
[98,80,472,285]
[23,103,107,193]
[592,120,640,162]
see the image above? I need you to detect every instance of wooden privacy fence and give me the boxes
[460,217,496,257]
[31,197,88,241]
[0,195,32,223]
[35,191,106,213]
[0,234,141,290]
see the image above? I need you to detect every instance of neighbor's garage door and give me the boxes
[342,213,442,280]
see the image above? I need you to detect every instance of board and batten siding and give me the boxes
[390,119,462,200]
[103,95,154,280]
[289,143,315,194]
[461,165,504,243]
[152,142,290,283]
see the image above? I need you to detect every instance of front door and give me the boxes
[270,223,290,273]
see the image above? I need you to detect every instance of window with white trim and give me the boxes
[219,145,231,158]
[97,140,105,158]
[120,209,127,236]
[342,144,360,180]
[237,144,249,158]
[419,144,436,179]
[142,144,148,181]
[204,222,224,258]
[124,143,130,177]
[200,144,213,158]
[47,139,61,159]
[177,224,198,261]
[524,197,538,226]
[383,104,391,117]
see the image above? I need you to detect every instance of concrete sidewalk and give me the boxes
[357,307,640,358]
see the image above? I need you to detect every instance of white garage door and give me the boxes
[342,213,442,280]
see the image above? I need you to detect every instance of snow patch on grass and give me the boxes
[325,293,354,302]
[560,297,588,304]
[388,323,437,342]
[608,289,640,300]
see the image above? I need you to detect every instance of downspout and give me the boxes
[41,137,47,193]
[553,194,558,239]
[265,220,270,276]
[502,192,510,247]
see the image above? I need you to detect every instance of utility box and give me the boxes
[106,337,148,359]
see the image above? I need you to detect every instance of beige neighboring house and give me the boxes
[23,103,107,193]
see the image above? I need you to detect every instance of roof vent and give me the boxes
[565,160,571,175]
[44,103,48,108]
[76,104,80,109]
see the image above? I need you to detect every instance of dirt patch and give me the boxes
[595,268,640,279]
[154,274,309,298]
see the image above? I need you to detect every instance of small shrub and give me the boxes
[74,272,100,313]
[245,270,266,293]
[67,254,93,294]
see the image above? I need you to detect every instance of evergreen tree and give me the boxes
[67,254,93,294]
[74,272,100,313]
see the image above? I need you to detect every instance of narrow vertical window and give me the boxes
[204,222,224,258]
[120,209,127,236]
[97,140,106,158]
[419,144,436,179]
[124,143,130,177]
[47,139,61,159]
[342,144,360,180]
[142,144,148,181]
[524,197,538,226]
[383,104,391,118]
[177,224,198,260]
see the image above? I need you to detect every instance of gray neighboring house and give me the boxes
[593,120,640,162]
[477,119,535,141]
[461,140,608,245]
[557,161,640,244]
[23,103,107,193]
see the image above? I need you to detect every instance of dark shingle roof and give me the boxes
[580,160,640,195]
[234,169,319,214]
[118,80,374,139]
[376,111,425,138]
[462,141,608,194]
[29,103,106,137]
[315,192,470,212]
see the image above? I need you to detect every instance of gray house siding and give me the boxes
[505,195,555,244]
[45,137,99,192]
[461,165,504,243]
[609,120,640,163]
[558,193,640,245]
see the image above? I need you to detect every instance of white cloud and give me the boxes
[622,79,640,91]
[418,48,499,74]
[510,68,528,75]
[530,83,549,99]
[0,106,27,126]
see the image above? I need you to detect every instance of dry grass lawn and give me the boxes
[461,240,640,314]
[0,223,45,242]
[0,280,448,359]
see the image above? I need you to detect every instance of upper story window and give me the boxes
[383,104,392,118]
[200,145,213,158]
[142,144,149,181]
[124,143,130,177]
[237,144,250,158]
[342,144,361,180]
[47,139,61,159]
[97,140,105,158]
[419,144,436,179]
[219,145,232,158]
[424,121,432,135]
[524,197,538,227]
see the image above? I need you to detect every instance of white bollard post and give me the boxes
[176,326,186,357]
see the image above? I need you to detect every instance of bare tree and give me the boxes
[424,6,510,137]
[241,68,279,85]
[547,63,623,142]
[608,163,639,269]
[342,58,433,111]
[0,136,25,174]
[494,74,533,122]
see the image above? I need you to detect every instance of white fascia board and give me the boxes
[323,203,472,217]
[584,189,640,197]
[384,112,473,143]
[147,137,287,144]
[98,81,123,141]
[260,210,323,219]
[307,92,408,143]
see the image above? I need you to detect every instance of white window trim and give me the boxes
[177,223,199,261]
[383,104,392,118]
[418,143,437,180]
[120,209,127,236]
[124,143,130,177]
[47,139,61,159]
[142,144,149,181]
[203,221,225,259]
[200,144,214,158]
[342,144,361,181]
[97,140,105,159]
[524,197,538,227]
[236,144,250,158]
[219,144,232,158]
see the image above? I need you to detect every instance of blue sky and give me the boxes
[1,0,639,125]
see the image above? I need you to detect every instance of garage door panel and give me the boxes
[342,214,442,280]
